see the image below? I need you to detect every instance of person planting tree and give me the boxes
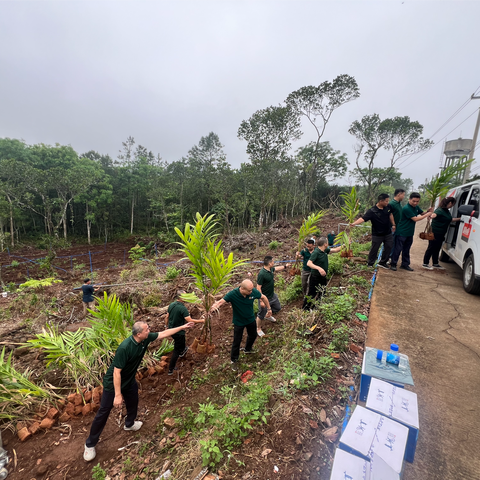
[302,237,341,310]
[255,256,290,337]
[350,193,396,269]
[165,290,205,375]
[209,279,271,371]
[81,278,99,315]
[296,239,316,295]
[83,320,194,462]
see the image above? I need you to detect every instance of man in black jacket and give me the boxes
[350,193,396,269]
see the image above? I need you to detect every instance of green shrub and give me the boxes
[129,245,146,264]
[329,324,352,352]
[319,293,356,326]
[19,278,62,291]
[348,275,370,289]
[165,266,181,281]
[351,241,371,256]
[143,293,162,307]
[327,254,346,278]
[91,463,106,480]
[10,260,20,268]
[279,275,303,304]
[268,240,281,250]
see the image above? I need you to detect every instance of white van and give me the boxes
[440,181,480,294]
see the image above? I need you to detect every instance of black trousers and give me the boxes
[423,233,445,265]
[368,234,394,265]
[391,235,414,267]
[302,273,327,310]
[85,380,139,448]
[169,333,186,372]
[231,321,257,362]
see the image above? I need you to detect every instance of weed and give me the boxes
[268,240,281,250]
[129,245,147,264]
[165,266,181,281]
[348,275,370,289]
[319,293,356,326]
[73,263,86,270]
[327,255,346,278]
[143,293,162,307]
[160,248,175,258]
[329,324,352,352]
[5,282,17,293]
[278,275,303,304]
[19,278,62,291]
[10,260,20,268]
[91,463,106,480]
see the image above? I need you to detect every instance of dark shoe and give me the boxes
[422,264,433,270]
[167,367,178,375]
[390,265,397,271]
[432,264,444,269]
[179,346,189,358]
[231,361,239,372]
[377,262,389,269]
[400,265,414,272]
[241,348,256,354]
[367,263,374,267]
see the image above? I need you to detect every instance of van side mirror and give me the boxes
[458,204,476,217]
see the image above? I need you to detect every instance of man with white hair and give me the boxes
[210,279,271,371]
[84,320,194,462]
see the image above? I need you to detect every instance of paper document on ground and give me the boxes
[330,448,370,480]
[366,377,419,428]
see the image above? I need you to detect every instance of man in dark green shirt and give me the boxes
[388,189,406,262]
[165,290,204,375]
[255,255,290,337]
[296,239,316,295]
[210,279,271,370]
[302,237,341,310]
[84,320,194,461]
[390,192,433,272]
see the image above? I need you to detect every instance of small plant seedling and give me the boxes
[268,240,281,250]
[165,266,181,280]
[91,463,107,480]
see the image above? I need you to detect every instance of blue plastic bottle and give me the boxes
[386,344,400,365]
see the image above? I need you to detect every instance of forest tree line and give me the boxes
[0,74,426,247]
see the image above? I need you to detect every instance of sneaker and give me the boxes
[124,421,143,432]
[240,348,256,354]
[432,264,443,269]
[422,264,433,270]
[390,265,397,271]
[257,329,265,337]
[266,316,277,322]
[179,346,189,357]
[231,361,239,372]
[377,262,389,269]
[400,265,414,272]
[84,445,96,462]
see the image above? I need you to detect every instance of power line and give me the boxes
[395,86,480,169]
[398,109,480,170]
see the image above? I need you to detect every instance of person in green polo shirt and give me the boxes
[209,279,271,370]
[390,192,433,272]
[165,290,205,375]
[422,197,461,270]
[255,255,290,337]
[302,237,341,310]
[296,239,316,295]
[84,320,194,462]
[388,189,406,261]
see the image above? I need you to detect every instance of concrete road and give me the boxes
[367,228,480,480]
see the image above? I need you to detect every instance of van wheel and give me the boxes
[463,255,480,295]
[439,250,450,263]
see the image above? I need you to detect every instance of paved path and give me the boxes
[367,226,480,480]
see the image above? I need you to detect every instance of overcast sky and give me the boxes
[1,0,479,187]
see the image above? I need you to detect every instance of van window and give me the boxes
[468,187,480,213]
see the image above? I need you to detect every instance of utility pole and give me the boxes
[463,93,480,183]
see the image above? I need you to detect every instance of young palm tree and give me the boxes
[292,211,325,273]
[175,213,248,351]
[335,187,360,257]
